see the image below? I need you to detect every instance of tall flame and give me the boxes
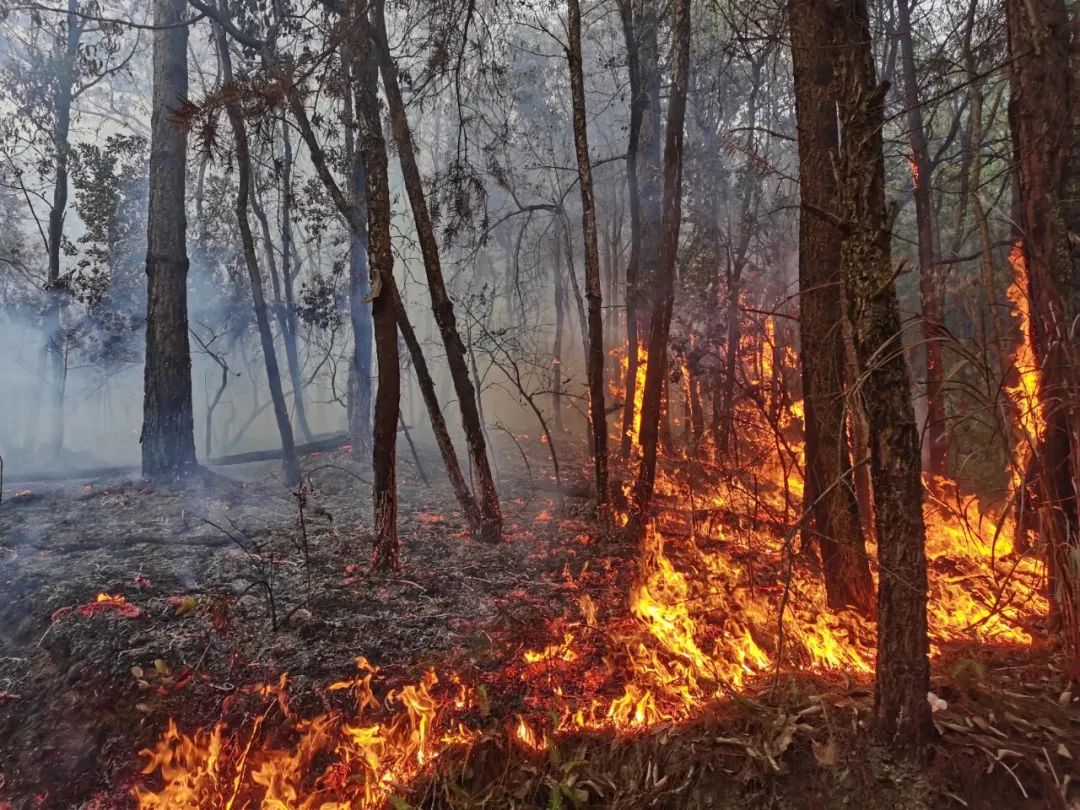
[1005,241,1043,489]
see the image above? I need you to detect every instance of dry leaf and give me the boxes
[812,737,838,767]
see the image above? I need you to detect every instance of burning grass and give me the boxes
[0,315,1072,808]
[122,454,1060,808]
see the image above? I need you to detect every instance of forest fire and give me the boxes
[2,0,1078,805]
[132,329,1047,807]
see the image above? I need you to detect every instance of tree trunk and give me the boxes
[371,1,502,542]
[43,0,81,459]
[283,77,480,538]
[340,40,375,456]
[552,230,565,433]
[249,154,314,444]
[790,0,874,613]
[278,120,312,443]
[897,0,948,478]
[567,0,610,508]
[350,4,400,569]
[214,22,299,488]
[617,0,642,461]
[628,0,691,533]
[833,0,931,754]
[1006,0,1080,668]
[633,0,664,338]
[141,0,198,479]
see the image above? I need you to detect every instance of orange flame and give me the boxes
[135,321,1047,807]
[1005,241,1043,489]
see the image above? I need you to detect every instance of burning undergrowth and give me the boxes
[122,456,1062,808]
[0,336,1072,808]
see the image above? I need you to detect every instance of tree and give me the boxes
[339,30,375,456]
[628,0,690,533]
[141,0,197,479]
[371,0,502,543]
[616,0,663,460]
[0,0,133,458]
[349,1,400,569]
[896,0,948,478]
[1005,0,1080,668]
[566,0,609,509]
[212,14,299,487]
[790,0,874,613]
[833,0,931,753]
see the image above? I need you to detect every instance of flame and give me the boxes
[907,153,920,190]
[523,633,577,664]
[1005,241,1043,489]
[135,318,1047,807]
[611,343,648,448]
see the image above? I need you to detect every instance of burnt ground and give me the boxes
[0,441,606,808]
[0,441,1078,809]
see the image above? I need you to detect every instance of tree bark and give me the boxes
[790,0,874,613]
[833,0,931,754]
[340,37,375,456]
[633,0,664,337]
[349,4,400,569]
[371,1,502,542]
[616,0,643,460]
[1006,0,1080,667]
[141,0,198,479]
[566,0,610,508]
[628,0,691,533]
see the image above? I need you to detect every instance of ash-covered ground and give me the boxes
[0,442,598,808]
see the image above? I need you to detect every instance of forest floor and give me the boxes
[0,440,1077,809]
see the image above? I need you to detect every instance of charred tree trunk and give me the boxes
[897,0,948,478]
[628,0,691,532]
[350,5,400,569]
[567,0,610,508]
[141,0,198,479]
[790,0,874,614]
[371,1,502,542]
[214,22,299,488]
[834,0,931,754]
[1006,0,1080,666]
